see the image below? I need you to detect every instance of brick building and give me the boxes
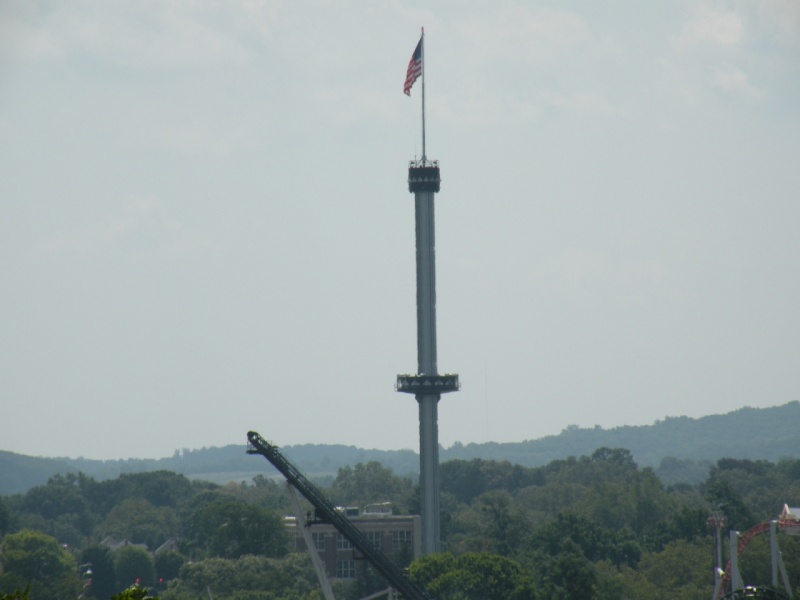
[286,504,421,580]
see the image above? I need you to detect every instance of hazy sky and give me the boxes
[1,1,798,460]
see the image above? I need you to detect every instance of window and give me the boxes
[391,530,412,550]
[336,533,352,550]
[366,531,382,550]
[336,560,356,579]
[311,532,325,551]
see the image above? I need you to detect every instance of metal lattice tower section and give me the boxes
[396,160,459,555]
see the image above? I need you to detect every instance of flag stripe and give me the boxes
[404,38,422,96]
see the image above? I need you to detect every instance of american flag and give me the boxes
[404,38,422,96]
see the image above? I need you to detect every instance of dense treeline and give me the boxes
[435,450,800,598]
[4,402,799,496]
[1,449,800,599]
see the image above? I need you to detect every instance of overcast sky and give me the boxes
[1,1,798,461]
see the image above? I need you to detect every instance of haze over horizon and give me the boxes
[2,1,798,461]
[38,402,800,462]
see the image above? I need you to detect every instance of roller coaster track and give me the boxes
[715,519,797,600]
[247,431,432,600]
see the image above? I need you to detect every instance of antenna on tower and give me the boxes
[420,26,426,163]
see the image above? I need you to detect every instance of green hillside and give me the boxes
[1,401,798,495]
[442,402,800,467]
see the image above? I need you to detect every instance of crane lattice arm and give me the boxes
[246,431,432,600]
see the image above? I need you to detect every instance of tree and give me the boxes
[440,459,486,504]
[111,583,160,599]
[0,586,30,600]
[635,539,713,598]
[330,462,414,509]
[592,561,665,600]
[534,539,596,600]
[0,529,80,599]
[115,545,156,590]
[440,459,543,506]
[704,479,756,531]
[80,544,117,600]
[476,491,518,556]
[22,473,91,522]
[527,513,640,569]
[590,447,637,469]
[90,471,196,516]
[408,552,536,600]
[162,553,318,600]
[651,505,710,550]
[154,550,185,584]
[0,497,10,536]
[185,498,287,559]
[95,498,180,550]
[20,474,96,543]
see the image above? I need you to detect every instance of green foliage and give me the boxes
[656,457,713,486]
[95,498,179,549]
[527,513,641,568]
[650,504,710,549]
[81,544,117,600]
[330,564,389,600]
[162,553,318,600]
[705,457,800,525]
[3,441,800,600]
[634,539,713,598]
[0,529,80,599]
[442,402,800,469]
[22,473,90,521]
[5,402,800,498]
[0,450,78,496]
[115,545,156,590]
[330,461,414,510]
[443,489,530,556]
[224,477,291,512]
[87,471,199,517]
[19,473,96,545]
[0,497,10,536]
[0,585,29,600]
[111,583,160,599]
[593,561,665,600]
[534,539,596,600]
[440,459,543,505]
[546,448,638,487]
[155,550,185,584]
[409,552,536,600]
[705,478,756,531]
[185,497,288,559]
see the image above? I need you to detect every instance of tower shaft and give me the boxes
[397,162,458,556]
[416,184,440,554]
[418,392,440,553]
[415,187,438,375]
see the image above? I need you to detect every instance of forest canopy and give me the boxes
[1,450,799,599]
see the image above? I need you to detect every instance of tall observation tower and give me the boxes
[396,29,459,556]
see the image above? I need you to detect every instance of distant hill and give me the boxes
[1,401,798,495]
[441,401,800,468]
[0,452,76,496]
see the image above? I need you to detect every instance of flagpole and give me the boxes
[421,27,426,162]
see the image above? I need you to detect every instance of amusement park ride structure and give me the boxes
[251,426,800,600]
[713,505,800,600]
[397,28,459,558]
